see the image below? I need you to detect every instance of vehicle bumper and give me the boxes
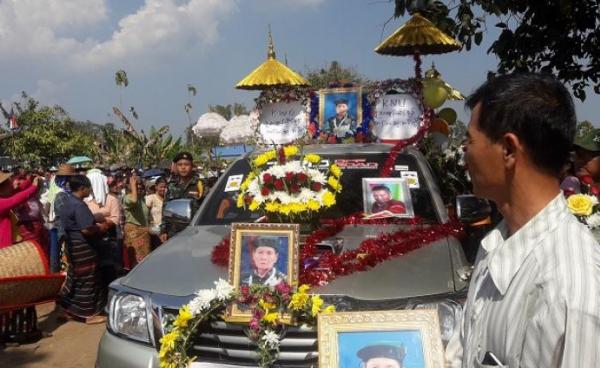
[95,331,158,368]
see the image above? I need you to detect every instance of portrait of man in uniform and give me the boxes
[319,87,362,139]
[240,236,287,287]
[362,178,414,219]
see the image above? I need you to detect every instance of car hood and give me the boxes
[120,224,456,300]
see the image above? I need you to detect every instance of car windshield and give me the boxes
[196,151,440,225]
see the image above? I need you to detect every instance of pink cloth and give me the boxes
[0,184,37,248]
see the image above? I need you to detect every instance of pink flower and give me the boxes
[275,281,291,296]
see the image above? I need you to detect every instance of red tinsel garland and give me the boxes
[211,215,463,287]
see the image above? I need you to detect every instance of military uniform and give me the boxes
[160,174,205,238]
[323,114,357,138]
[241,268,287,287]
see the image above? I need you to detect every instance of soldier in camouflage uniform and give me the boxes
[159,152,205,242]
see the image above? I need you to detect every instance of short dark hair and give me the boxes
[466,73,576,176]
[69,175,91,192]
[155,177,167,186]
[371,185,391,193]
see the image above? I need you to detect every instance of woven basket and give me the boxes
[0,241,64,309]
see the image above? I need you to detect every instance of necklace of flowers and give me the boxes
[159,279,334,368]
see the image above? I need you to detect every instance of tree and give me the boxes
[305,61,369,89]
[115,69,129,111]
[576,120,595,138]
[207,103,248,121]
[390,0,600,100]
[0,94,98,166]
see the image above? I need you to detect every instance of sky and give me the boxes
[0,0,597,137]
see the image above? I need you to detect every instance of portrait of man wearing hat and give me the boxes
[323,98,357,138]
[356,344,406,368]
[241,236,287,287]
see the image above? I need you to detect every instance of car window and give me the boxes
[196,152,439,225]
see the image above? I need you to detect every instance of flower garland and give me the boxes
[237,145,343,222]
[212,214,464,287]
[159,279,334,368]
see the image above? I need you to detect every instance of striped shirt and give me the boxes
[446,193,600,367]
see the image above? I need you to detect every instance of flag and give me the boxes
[8,108,18,130]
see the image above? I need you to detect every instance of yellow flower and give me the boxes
[173,306,193,329]
[323,305,336,314]
[253,151,276,167]
[236,194,245,208]
[307,200,320,211]
[259,299,276,311]
[262,311,279,323]
[265,150,277,161]
[567,194,594,216]
[265,201,280,212]
[159,360,177,368]
[311,295,324,316]
[322,191,336,207]
[329,164,342,178]
[304,154,321,164]
[240,173,255,191]
[298,284,310,293]
[283,145,299,157]
[249,200,260,211]
[159,331,179,352]
[279,204,292,215]
[327,176,341,191]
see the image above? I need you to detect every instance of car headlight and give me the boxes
[109,293,150,343]
[411,299,463,346]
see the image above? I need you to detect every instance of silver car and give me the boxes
[96,144,473,368]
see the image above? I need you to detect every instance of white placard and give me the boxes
[258,101,307,145]
[373,93,423,140]
[224,174,244,192]
[401,171,420,188]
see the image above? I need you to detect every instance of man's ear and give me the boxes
[502,133,521,169]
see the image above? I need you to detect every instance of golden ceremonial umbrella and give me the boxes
[374,13,461,80]
[235,30,309,90]
[425,64,464,100]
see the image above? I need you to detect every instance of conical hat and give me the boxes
[375,13,461,56]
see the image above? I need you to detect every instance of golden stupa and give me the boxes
[375,13,461,56]
[235,30,309,90]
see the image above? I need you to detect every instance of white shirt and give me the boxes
[446,194,600,367]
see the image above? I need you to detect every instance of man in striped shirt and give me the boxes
[446,73,600,367]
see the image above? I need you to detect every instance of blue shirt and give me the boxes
[58,193,95,243]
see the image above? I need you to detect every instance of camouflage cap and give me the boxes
[254,237,279,252]
[574,129,600,152]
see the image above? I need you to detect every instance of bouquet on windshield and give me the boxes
[236,145,343,223]
[565,175,600,229]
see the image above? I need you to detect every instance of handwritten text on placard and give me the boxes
[259,101,307,144]
[374,94,422,140]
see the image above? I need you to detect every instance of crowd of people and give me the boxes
[0,152,220,340]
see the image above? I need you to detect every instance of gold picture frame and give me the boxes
[318,310,445,368]
[225,222,300,323]
[319,86,363,137]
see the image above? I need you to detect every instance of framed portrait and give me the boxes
[225,222,299,322]
[319,87,363,138]
[362,178,415,219]
[318,310,445,368]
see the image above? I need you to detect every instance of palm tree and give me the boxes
[115,70,129,111]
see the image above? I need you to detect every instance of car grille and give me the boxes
[162,308,318,367]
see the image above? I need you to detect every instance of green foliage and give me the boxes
[0,94,98,166]
[115,70,129,88]
[304,61,369,89]
[392,0,600,100]
[207,103,248,121]
[576,120,595,138]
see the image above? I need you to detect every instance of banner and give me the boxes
[373,93,422,141]
[258,101,307,144]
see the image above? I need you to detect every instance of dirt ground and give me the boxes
[0,303,105,368]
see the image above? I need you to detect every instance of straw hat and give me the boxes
[56,164,76,176]
[0,172,12,185]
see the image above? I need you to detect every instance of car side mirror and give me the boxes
[163,198,193,224]
[456,195,492,224]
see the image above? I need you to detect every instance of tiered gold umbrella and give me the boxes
[374,13,461,79]
[235,29,309,90]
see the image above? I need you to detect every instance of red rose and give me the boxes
[278,148,286,163]
[274,179,284,190]
[285,172,295,181]
[261,187,270,196]
[563,189,575,197]
[355,132,364,143]
[312,182,322,191]
[581,175,594,185]
[591,185,600,197]
[244,196,253,204]
[327,135,338,144]
[297,173,308,182]
[291,183,301,193]
[262,173,273,183]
